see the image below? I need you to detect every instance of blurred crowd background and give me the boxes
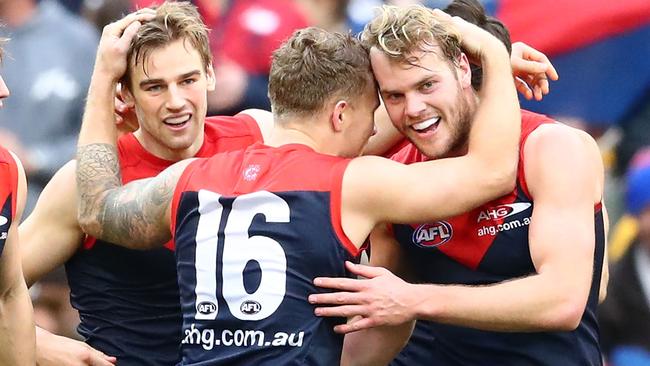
[0,0,649,364]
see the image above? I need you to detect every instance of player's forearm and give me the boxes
[76,143,177,249]
[414,273,588,332]
[341,321,414,366]
[467,39,520,196]
[78,71,119,148]
[76,69,122,235]
[0,279,35,365]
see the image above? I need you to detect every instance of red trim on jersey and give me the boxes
[232,112,263,143]
[329,159,359,257]
[594,202,603,212]
[173,143,361,256]
[83,236,97,250]
[0,148,19,220]
[170,159,203,251]
[517,111,604,209]
[517,110,556,200]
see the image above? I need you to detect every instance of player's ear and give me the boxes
[330,99,348,132]
[119,82,135,106]
[206,64,216,91]
[457,52,472,89]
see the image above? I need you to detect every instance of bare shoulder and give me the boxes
[239,108,273,141]
[524,123,604,199]
[525,123,601,165]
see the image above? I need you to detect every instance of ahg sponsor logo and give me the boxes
[412,221,453,248]
[477,202,532,222]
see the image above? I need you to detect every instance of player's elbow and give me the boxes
[483,162,517,197]
[542,298,586,331]
[77,208,106,240]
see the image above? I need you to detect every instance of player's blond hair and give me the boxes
[361,4,462,65]
[0,36,7,63]
[122,1,211,88]
[268,27,375,118]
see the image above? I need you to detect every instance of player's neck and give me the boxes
[266,125,320,151]
[134,130,204,162]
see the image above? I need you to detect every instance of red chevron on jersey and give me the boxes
[391,110,551,270]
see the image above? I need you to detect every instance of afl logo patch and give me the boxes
[412,221,453,248]
[196,301,217,316]
[240,300,262,315]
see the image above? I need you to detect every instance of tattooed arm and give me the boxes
[76,143,193,249]
[74,10,184,250]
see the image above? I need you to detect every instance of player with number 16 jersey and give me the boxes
[171,143,359,365]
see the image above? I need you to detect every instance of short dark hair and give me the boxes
[445,0,512,90]
[268,27,375,118]
[122,1,211,89]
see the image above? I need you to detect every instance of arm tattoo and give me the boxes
[76,143,178,249]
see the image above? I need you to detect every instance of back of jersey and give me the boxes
[171,143,360,366]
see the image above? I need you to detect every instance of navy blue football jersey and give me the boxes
[388,110,605,366]
[171,143,361,365]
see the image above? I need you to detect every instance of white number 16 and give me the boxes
[193,190,289,321]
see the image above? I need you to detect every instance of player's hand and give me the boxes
[432,9,507,64]
[94,9,156,81]
[36,329,116,366]
[510,42,559,101]
[309,261,417,334]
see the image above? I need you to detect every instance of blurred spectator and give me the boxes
[56,0,84,13]
[207,0,309,115]
[598,155,650,365]
[296,0,350,32]
[615,95,650,176]
[0,0,98,213]
[80,0,132,31]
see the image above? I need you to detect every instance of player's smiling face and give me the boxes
[370,45,475,159]
[125,38,215,160]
